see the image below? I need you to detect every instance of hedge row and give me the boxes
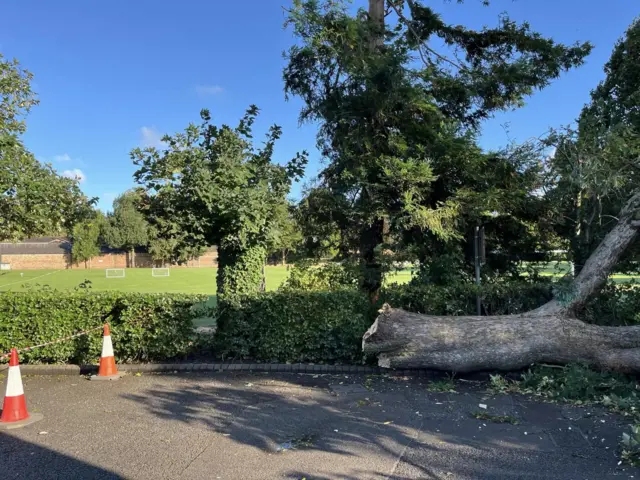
[382,281,554,316]
[214,290,377,363]
[213,281,555,363]
[0,292,211,364]
[4,279,635,365]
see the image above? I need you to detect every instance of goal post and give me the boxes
[106,268,125,278]
[152,267,170,277]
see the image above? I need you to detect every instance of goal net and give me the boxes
[152,267,170,277]
[106,268,125,278]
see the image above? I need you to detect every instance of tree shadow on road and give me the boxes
[120,373,631,480]
[0,432,123,479]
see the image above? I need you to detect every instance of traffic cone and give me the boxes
[90,324,122,381]
[0,349,43,429]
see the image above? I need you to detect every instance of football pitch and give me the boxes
[0,267,415,294]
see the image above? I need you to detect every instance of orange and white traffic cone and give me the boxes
[0,349,43,429]
[90,324,122,381]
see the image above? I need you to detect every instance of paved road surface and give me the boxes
[1,372,637,479]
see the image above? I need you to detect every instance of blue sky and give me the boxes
[1,0,638,211]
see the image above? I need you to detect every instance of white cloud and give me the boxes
[195,84,224,96]
[53,153,72,162]
[140,126,166,149]
[62,168,86,183]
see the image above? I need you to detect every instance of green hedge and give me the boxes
[381,281,554,316]
[213,281,554,364]
[214,290,376,363]
[6,279,629,366]
[0,292,211,364]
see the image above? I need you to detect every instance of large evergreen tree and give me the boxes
[284,0,591,297]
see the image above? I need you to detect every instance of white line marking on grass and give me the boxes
[0,270,63,289]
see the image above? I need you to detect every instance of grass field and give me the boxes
[527,261,640,283]
[2,263,637,295]
[0,267,415,328]
[1,265,635,328]
[0,267,416,294]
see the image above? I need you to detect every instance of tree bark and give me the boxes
[363,190,640,373]
[368,0,385,50]
[363,305,640,373]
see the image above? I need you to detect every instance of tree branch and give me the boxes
[389,0,464,71]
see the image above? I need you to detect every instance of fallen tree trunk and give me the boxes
[363,191,640,373]
[363,306,640,373]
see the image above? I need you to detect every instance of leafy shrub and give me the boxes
[518,364,635,402]
[279,261,360,292]
[381,280,554,316]
[581,281,640,326]
[214,290,374,363]
[0,292,212,364]
[621,425,640,466]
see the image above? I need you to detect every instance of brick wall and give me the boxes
[2,250,218,270]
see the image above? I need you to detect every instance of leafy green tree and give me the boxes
[132,106,307,300]
[0,56,94,241]
[71,214,104,267]
[102,190,150,267]
[295,185,351,260]
[0,135,95,241]
[267,202,304,265]
[0,54,38,136]
[546,18,640,274]
[284,0,591,298]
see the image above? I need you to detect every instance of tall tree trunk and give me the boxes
[363,191,640,373]
[360,217,385,302]
[368,0,385,50]
[357,0,387,303]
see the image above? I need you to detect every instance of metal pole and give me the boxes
[474,226,481,316]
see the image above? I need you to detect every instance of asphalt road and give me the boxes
[0,372,637,479]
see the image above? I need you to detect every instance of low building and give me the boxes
[0,237,218,270]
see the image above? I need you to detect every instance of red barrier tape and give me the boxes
[0,325,104,361]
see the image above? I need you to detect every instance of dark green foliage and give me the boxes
[382,280,554,316]
[0,292,210,364]
[546,19,640,274]
[581,281,640,326]
[518,364,635,402]
[213,290,375,363]
[491,363,638,410]
[213,279,555,364]
[284,0,591,295]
